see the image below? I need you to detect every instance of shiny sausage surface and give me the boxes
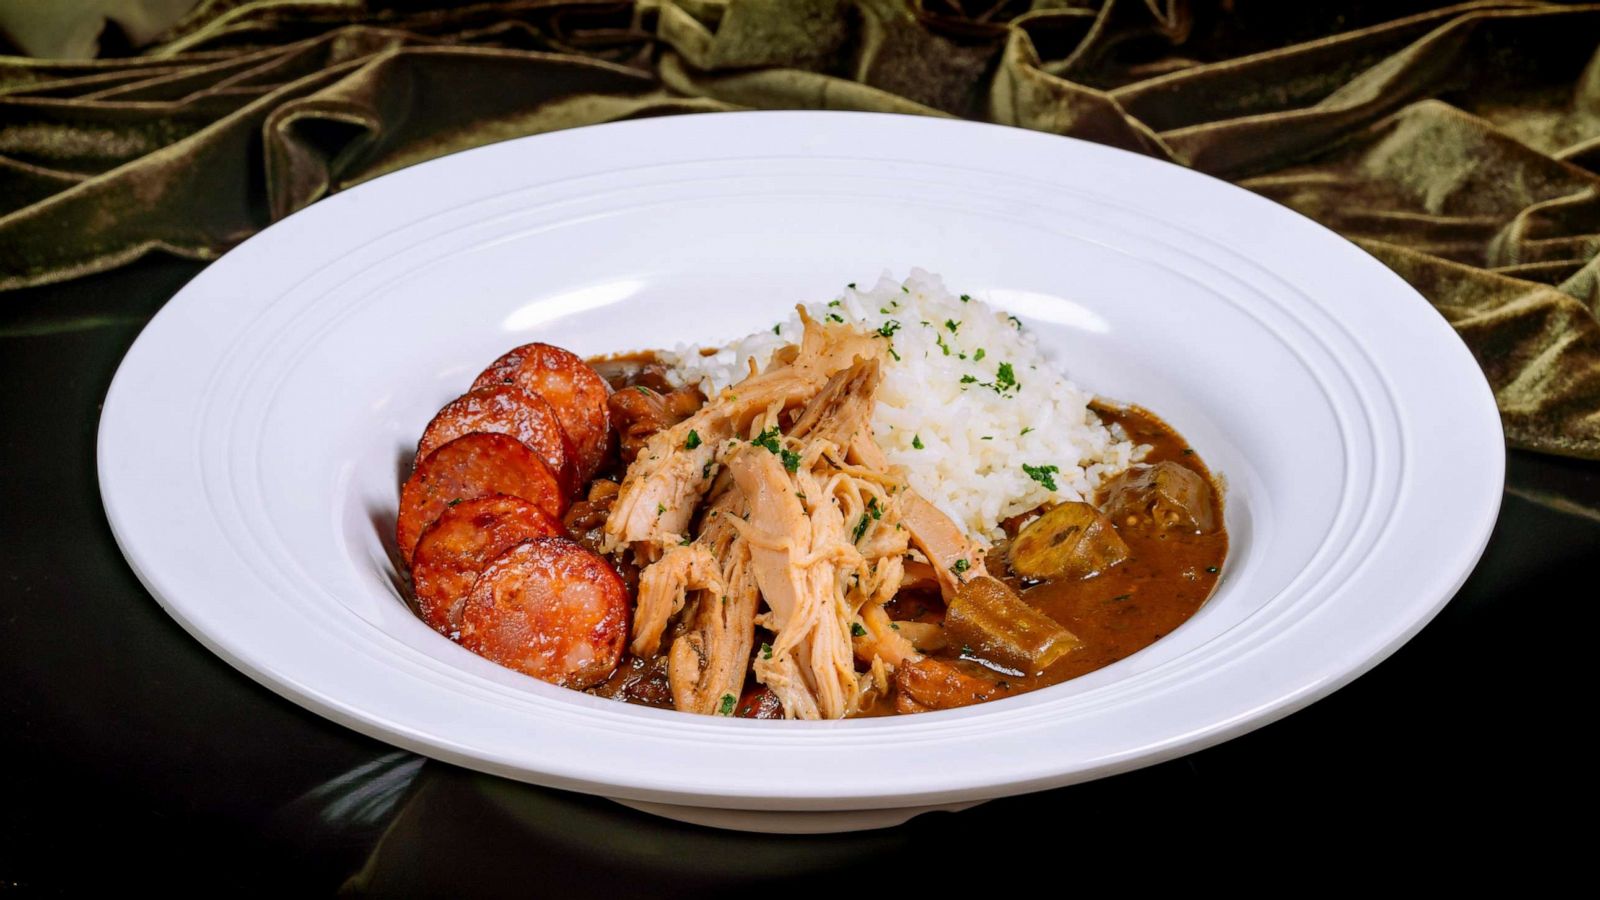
[472,343,612,485]
[458,537,629,689]
[411,496,565,634]
[396,433,566,565]
[415,384,575,495]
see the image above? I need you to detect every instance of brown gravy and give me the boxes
[985,404,1227,690]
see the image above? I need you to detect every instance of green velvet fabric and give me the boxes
[3,1,1598,457]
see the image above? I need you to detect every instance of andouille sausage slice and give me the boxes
[472,343,612,484]
[458,537,629,689]
[396,433,567,566]
[411,496,565,635]
[414,384,576,495]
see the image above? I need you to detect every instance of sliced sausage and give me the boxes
[458,537,629,689]
[472,343,612,484]
[415,384,575,495]
[396,433,566,566]
[411,496,565,635]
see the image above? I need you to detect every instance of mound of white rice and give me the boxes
[663,269,1143,544]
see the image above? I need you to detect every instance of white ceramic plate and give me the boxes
[98,112,1503,833]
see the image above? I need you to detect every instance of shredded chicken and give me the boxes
[630,542,724,658]
[602,311,884,558]
[602,315,994,720]
[667,485,760,716]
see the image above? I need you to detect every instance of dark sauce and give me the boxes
[975,403,1227,691]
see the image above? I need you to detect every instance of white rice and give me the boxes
[662,269,1143,544]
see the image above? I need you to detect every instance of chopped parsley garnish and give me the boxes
[1022,463,1060,492]
[960,375,977,384]
[901,285,910,293]
[684,429,701,450]
[994,362,1018,393]
[718,694,736,716]
[656,502,667,515]
[951,558,971,574]
[1020,426,1033,436]
[850,495,882,542]
[760,642,773,660]
[847,282,857,289]
[1008,315,1023,329]
[828,299,842,307]
[634,385,651,395]
[876,319,902,339]
[960,293,971,302]
[887,346,901,361]
[850,622,867,637]
[751,426,782,454]
[780,448,802,473]
[772,324,780,335]
[702,461,713,480]
[826,313,845,324]
[934,332,951,356]
[1206,566,1219,573]
[680,535,693,546]
[981,435,993,440]
[973,348,985,361]
[447,497,464,507]
[944,319,961,333]
[912,434,924,449]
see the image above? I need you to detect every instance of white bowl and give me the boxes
[98,112,1503,833]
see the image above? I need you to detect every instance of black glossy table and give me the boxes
[3,257,1587,895]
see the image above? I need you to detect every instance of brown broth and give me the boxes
[957,403,1227,692]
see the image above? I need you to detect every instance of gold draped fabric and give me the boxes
[3,0,1598,457]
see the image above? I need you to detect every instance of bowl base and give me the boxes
[607,798,984,834]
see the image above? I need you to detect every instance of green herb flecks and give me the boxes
[718,694,736,716]
[912,434,924,449]
[944,319,961,333]
[974,348,986,361]
[877,320,902,339]
[760,642,773,660]
[752,426,782,454]
[993,362,1018,394]
[951,558,971,575]
[780,448,802,473]
[1022,463,1060,492]
[850,622,867,637]
[685,430,701,450]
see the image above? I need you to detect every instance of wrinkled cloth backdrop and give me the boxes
[3,0,1598,458]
